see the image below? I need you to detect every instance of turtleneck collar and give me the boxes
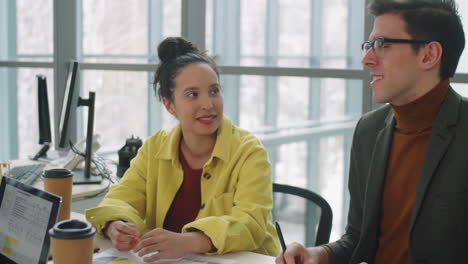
[391,79,450,134]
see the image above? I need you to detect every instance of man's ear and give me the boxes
[162,97,176,116]
[420,41,443,71]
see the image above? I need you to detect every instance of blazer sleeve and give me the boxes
[326,118,364,263]
[85,140,150,235]
[182,142,279,256]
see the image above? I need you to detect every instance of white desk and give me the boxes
[63,212,276,264]
[33,175,109,199]
[9,159,110,199]
[2,159,110,214]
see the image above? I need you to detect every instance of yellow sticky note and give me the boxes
[5,235,19,247]
[109,258,132,264]
[2,246,16,257]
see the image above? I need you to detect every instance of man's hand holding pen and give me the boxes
[275,243,330,264]
[275,222,330,264]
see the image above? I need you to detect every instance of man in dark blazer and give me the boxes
[276,0,466,263]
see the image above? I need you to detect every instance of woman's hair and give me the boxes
[153,37,219,101]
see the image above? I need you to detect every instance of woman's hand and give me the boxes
[133,228,213,262]
[105,220,140,252]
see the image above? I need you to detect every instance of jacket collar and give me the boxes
[409,86,461,232]
[154,115,232,165]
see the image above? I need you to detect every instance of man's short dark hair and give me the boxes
[368,0,465,80]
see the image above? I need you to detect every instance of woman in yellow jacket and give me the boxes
[86,37,279,262]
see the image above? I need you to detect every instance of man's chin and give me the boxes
[372,94,387,104]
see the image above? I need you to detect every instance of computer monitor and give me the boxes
[57,61,101,184]
[58,61,78,149]
[32,75,52,160]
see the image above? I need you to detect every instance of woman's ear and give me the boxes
[162,97,176,116]
[420,41,443,71]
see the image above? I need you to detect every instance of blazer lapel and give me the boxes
[358,111,395,258]
[409,87,461,232]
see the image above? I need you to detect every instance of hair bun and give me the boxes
[158,37,200,63]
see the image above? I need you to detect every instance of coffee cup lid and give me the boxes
[49,219,96,239]
[42,168,73,179]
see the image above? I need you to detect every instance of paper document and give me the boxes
[93,248,236,264]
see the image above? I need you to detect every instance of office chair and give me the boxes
[272,183,333,246]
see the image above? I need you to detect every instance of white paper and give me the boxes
[93,248,236,264]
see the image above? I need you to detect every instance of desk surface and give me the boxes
[65,212,276,264]
[34,176,109,199]
[9,159,110,199]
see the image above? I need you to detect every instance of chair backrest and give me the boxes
[272,183,333,246]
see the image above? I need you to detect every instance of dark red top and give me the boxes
[163,146,202,233]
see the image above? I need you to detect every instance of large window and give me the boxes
[206,0,364,240]
[457,0,468,73]
[206,0,363,69]
[2,0,468,244]
[81,70,149,152]
[80,0,181,152]
[16,0,53,62]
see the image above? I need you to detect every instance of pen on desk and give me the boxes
[275,221,287,253]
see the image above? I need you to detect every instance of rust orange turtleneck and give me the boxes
[374,79,450,264]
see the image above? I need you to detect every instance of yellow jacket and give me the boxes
[86,116,279,256]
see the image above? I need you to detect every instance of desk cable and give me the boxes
[69,142,121,201]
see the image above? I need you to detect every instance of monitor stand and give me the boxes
[31,143,51,161]
[74,91,101,185]
[72,170,102,184]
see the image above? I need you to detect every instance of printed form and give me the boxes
[93,248,236,264]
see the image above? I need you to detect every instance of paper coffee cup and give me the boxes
[49,219,96,264]
[42,169,73,221]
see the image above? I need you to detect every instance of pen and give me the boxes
[275,221,287,253]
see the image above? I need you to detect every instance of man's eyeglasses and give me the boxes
[361,37,430,57]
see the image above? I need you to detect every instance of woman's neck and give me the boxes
[180,133,217,169]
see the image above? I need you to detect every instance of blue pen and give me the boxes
[275,221,287,253]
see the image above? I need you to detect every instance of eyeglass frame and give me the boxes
[361,36,431,55]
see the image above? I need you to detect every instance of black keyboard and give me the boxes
[7,164,46,185]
